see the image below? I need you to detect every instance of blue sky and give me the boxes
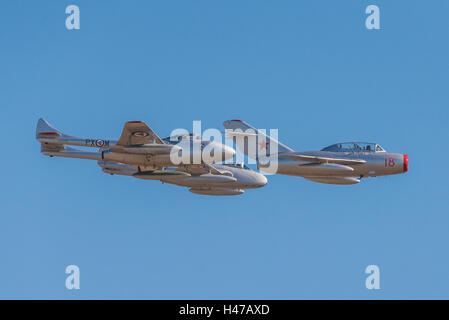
[0,0,448,299]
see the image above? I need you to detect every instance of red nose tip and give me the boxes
[403,154,408,172]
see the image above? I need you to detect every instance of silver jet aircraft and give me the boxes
[223,119,408,185]
[36,118,235,168]
[98,161,267,195]
[36,118,266,195]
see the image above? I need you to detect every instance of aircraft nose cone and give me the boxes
[403,154,408,172]
[255,174,268,188]
[223,145,236,161]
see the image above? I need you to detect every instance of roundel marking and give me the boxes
[132,131,149,138]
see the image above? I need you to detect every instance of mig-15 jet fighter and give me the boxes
[36,118,266,195]
[224,119,408,185]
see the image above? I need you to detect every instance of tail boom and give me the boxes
[36,118,117,149]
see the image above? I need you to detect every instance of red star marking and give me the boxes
[258,139,269,150]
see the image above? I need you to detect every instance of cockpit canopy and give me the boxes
[162,133,201,144]
[222,163,252,170]
[321,142,386,153]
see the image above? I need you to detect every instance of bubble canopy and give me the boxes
[321,142,386,152]
[162,133,201,144]
[222,163,252,170]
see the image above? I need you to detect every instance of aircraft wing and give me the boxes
[176,163,231,176]
[278,153,366,165]
[117,121,165,146]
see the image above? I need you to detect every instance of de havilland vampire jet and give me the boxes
[36,118,266,195]
[224,119,408,185]
[98,161,267,195]
[36,118,235,167]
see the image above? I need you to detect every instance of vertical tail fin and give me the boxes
[35,118,116,149]
[36,118,68,152]
[36,118,65,139]
[223,119,293,160]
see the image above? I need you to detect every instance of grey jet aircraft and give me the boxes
[223,119,408,185]
[36,118,235,168]
[36,118,266,195]
[98,161,267,195]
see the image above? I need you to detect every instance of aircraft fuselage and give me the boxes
[259,151,408,181]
